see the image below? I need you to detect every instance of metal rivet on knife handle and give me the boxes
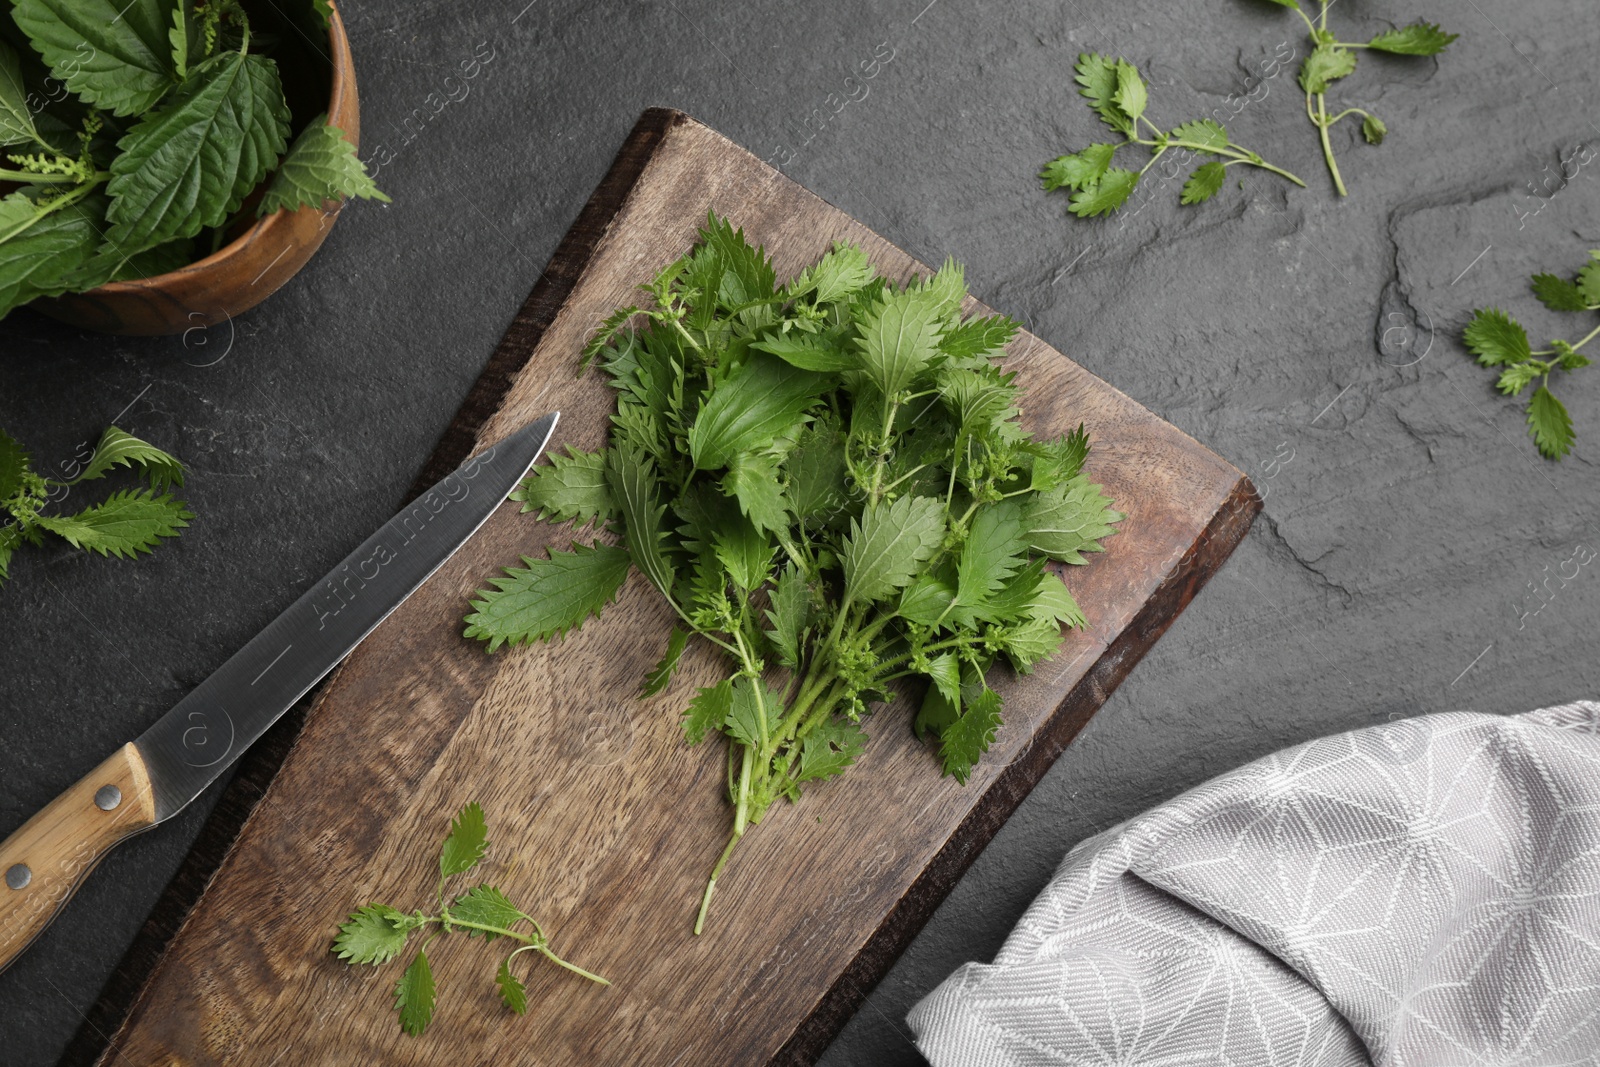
[95,786,123,812]
[4,864,28,891]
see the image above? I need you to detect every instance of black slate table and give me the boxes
[2,1,1597,1064]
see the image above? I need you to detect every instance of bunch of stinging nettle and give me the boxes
[463,215,1122,931]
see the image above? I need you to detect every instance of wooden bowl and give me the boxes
[31,3,361,336]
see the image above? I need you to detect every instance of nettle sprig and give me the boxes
[0,0,387,321]
[0,425,192,588]
[1464,250,1600,460]
[1257,0,1456,196]
[1041,53,1304,218]
[332,803,608,1037]
[462,215,1122,932]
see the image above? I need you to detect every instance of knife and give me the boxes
[0,412,559,973]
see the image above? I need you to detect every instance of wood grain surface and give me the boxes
[91,108,1259,1066]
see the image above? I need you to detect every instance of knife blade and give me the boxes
[0,412,559,973]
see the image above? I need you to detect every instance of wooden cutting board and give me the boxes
[91,108,1258,1066]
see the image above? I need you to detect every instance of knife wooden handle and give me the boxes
[0,743,158,973]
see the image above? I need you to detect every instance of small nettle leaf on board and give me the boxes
[0,0,387,321]
[463,212,1123,935]
[332,802,608,1037]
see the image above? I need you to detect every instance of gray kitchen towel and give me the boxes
[908,701,1600,1066]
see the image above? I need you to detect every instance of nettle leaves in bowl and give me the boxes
[0,0,386,321]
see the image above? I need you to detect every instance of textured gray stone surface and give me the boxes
[1,0,1596,1064]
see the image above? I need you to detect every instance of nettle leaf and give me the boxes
[1256,0,1300,7]
[722,451,788,534]
[898,571,955,626]
[785,421,849,522]
[512,445,613,529]
[36,489,192,558]
[682,676,734,744]
[1496,362,1540,396]
[1556,342,1592,372]
[1022,477,1122,564]
[1367,22,1457,56]
[940,366,1016,439]
[463,542,631,652]
[1463,309,1532,366]
[1003,616,1066,673]
[450,884,523,939]
[168,1,192,80]
[106,49,291,252]
[786,241,875,304]
[1299,45,1356,94]
[394,949,436,1036]
[1040,144,1116,192]
[11,0,176,116]
[957,501,1028,610]
[76,426,185,489]
[842,494,945,605]
[439,801,489,879]
[724,676,782,748]
[1578,255,1600,306]
[1362,115,1388,145]
[259,117,389,216]
[764,566,810,669]
[497,958,529,1015]
[915,679,959,740]
[940,314,1019,360]
[607,442,676,597]
[1028,571,1085,628]
[1527,385,1575,459]
[1532,273,1590,313]
[699,212,776,306]
[855,285,947,397]
[1074,53,1131,134]
[109,237,194,281]
[0,191,114,318]
[712,513,773,592]
[939,688,1003,785]
[797,718,867,784]
[1170,118,1228,152]
[916,256,967,319]
[0,39,41,147]
[1180,161,1227,206]
[333,905,412,965]
[688,354,824,469]
[750,332,856,373]
[642,626,689,696]
[1068,169,1139,218]
[924,652,962,708]
[1028,426,1089,490]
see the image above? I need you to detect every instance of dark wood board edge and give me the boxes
[773,478,1262,1065]
[66,106,689,1067]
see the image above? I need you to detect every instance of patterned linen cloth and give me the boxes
[908,701,1600,1066]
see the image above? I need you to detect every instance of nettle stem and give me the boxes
[1313,93,1348,197]
[441,916,610,985]
[1133,138,1306,188]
